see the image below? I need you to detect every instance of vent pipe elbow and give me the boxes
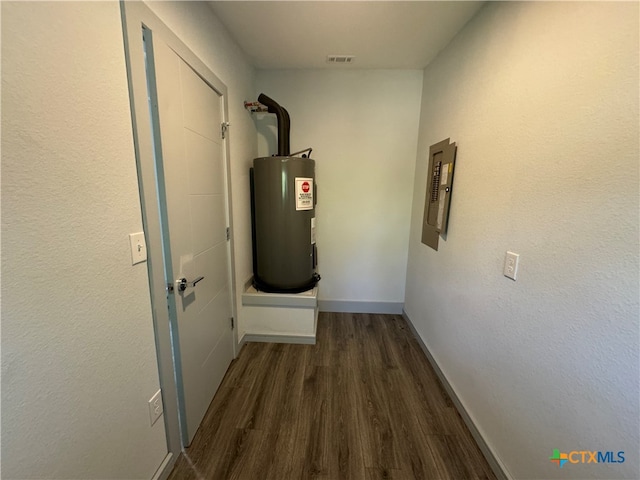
[258,93,290,156]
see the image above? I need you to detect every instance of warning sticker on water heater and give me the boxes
[295,177,314,211]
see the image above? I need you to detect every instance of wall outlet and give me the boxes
[503,251,519,280]
[148,389,163,426]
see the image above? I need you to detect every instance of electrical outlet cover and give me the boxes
[504,251,519,280]
[148,389,163,426]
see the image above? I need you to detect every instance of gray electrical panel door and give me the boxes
[422,138,457,251]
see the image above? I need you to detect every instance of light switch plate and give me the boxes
[504,251,519,280]
[129,232,147,265]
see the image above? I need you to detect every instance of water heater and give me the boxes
[250,94,320,293]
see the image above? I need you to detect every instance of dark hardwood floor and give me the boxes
[168,312,497,479]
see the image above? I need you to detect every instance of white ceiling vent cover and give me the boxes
[326,55,355,64]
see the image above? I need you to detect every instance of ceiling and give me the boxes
[208,1,485,70]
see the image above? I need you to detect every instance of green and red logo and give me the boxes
[549,449,569,467]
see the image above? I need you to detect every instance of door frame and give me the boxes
[120,1,239,475]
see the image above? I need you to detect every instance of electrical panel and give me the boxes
[421,138,457,251]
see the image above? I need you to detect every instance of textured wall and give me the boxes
[256,70,422,308]
[147,1,258,340]
[1,2,168,478]
[404,2,639,479]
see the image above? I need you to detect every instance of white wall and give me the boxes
[1,2,167,478]
[145,1,258,340]
[404,2,639,479]
[1,1,258,478]
[256,70,422,312]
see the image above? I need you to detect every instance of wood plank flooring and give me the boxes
[168,313,496,480]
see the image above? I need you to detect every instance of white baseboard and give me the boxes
[318,300,403,314]
[402,310,511,480]
[151,452,174,480]
[241,333,316,345]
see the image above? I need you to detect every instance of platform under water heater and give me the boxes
[250,94,320,293]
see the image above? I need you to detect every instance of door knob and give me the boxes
[176,276,204,292]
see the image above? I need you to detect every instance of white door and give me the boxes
[147,35,234,446]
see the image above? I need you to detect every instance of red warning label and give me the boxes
[295,177,313,211]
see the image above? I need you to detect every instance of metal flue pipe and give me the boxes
[257,93,290,156]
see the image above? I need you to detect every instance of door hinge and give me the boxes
[226,227,230,241]
[221,122,230,139]
[230,317,234,329]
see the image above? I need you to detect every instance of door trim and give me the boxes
[120,1,239,473]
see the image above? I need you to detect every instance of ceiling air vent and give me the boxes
[326,55,355,64]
